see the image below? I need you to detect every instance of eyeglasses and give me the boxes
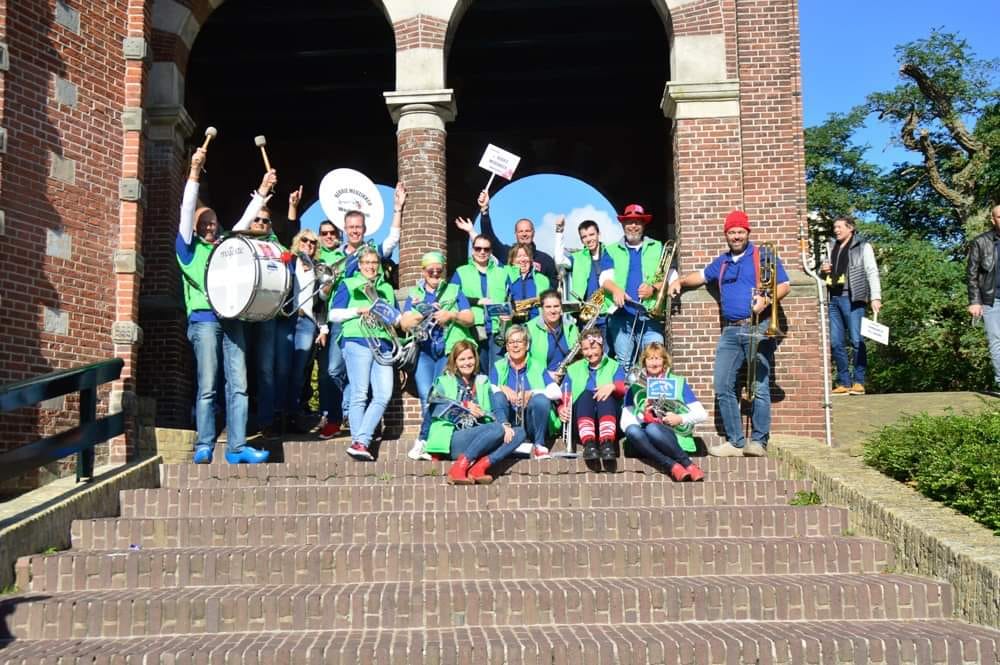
[473,246,491,253]
[301,239,317,246]
[252,217,271,224]
[506,338,527,346]
[320,230,337,237]
[359,260,380,267]
[425,269,443,276]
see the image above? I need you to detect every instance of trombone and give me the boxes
[746,242,781,401]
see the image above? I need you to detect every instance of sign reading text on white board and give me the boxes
[478,144,521,180]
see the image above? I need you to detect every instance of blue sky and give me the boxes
[800,0,998,169]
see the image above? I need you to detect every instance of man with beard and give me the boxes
[668,210,790,458]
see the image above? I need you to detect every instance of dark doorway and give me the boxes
[185,0,396,243]
[446,0,671,259]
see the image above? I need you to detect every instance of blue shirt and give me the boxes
[489,359,531,390]
[509,270,542,319]
[402,283,471,355]
[596,247,646,316]
[702,242,789,321]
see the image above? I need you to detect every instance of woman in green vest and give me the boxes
[328,246,402,461]
[507,243,550,322]
[428,341,527,484]
[553,330,626,461]
[621,342,707,481]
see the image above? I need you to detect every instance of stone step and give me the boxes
[1,574,951,640]
[120,480,812,518]
[160,455,782,488]
[73,505,845,550]
[20,535,884,593]
[2,620,997,664]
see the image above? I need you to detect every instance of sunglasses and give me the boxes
[252,216,271,224]
[319,230,337,237]
[473,246,491,253]
[301,238,317,246]
[425,268,443,276]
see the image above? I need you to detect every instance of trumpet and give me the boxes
[578,289,606,323]
[512,296,540,317]
[648,240,678,320]
[361,282,408,367]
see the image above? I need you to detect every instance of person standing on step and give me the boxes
[176,147,271,464]
[668,210,790,458]
[554,218,613,335]
[328,245,403,461]
[820,217,882,396]
[430,341,527,484]
[621,342,706,481]
[967,204,1000,394]
[450,230,511,373]
[550,329,626,462]
[507,243,551,322]
[314,220,348,437]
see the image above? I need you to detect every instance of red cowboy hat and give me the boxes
[617,203,653,224]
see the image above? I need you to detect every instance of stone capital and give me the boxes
[146,104,196,150]
[661,80,740,120]
[383,89,456,131]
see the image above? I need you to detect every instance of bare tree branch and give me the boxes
[900,63,983,156]
[916,129,973,214]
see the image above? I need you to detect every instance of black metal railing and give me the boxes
[0,358,125,484]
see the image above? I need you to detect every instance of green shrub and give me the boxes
[864,408,1000,533]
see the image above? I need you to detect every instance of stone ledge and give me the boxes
[0,456,160,590]
[770,434,1000,630]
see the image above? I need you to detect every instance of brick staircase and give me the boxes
[2,439,999,663]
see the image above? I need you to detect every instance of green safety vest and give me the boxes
[426,373,494,455]
[605,238,664,310]
[177,238,214,317]
[455,259,509,330]
[493,355,560,434]
[526,315,579,370]
[628,373,696,452]
[565,355,621,404]
[407,281,474,353]
[317,245,340,265]
[569,245,612,315]
[338,274,396,342]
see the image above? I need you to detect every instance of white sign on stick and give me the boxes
[860,317,889,345]
[479,144,521,181]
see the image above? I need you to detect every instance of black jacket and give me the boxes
[479,210,558,284]
[967,228,1000,307]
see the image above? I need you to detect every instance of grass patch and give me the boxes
[789,490,823,506]
[864,408,1000,534]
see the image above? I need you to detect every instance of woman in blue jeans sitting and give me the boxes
[621,342,706,481]
[328,246,402,461]
[425,341,527,484]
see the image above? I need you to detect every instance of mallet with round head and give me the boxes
[200,126,218,151]
[254,135,272,172]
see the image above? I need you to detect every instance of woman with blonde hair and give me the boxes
[507,243,549,321]
[284,228,329,431]
[621,342,707,481]
[426,340,526,484]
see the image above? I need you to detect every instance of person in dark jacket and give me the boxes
[819,217,882,396]
[967,205,1000,391]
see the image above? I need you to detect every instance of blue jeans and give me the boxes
[449,421,526,466]
[829,295,867,387]
[321,323,349,423]
[288,315,318,414]
[983,303,1000,387]
[608,309,664,372]
[414,350,446,440]
[187,319,248,453]
[492,392,550,446]
[249,317,294,426]
[478,332,504,376]
[344,340,393,446]
[713,322,773,447]
[625,423,691,467]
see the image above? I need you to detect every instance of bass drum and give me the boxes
[205,235,290,321]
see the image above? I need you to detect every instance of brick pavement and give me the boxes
[3,438,1000,663]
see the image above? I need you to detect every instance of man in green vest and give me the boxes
[176,147,272,464]
[450,231,511,373]
[600,204,676,373]
[554,218,613,335]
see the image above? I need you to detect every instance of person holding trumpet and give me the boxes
[507,243,550,322]
[669,210,789,458]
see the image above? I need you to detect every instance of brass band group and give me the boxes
[177,145,792,483]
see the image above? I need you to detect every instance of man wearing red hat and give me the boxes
[668,210,790,458]
[599,204,675,372]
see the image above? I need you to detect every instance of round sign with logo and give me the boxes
[318,168,385,236]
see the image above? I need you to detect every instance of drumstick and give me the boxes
[201,126,217,151]
[254,135,272,172]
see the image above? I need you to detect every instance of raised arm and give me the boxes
[478,190,511,262]
[178,148,206,244]
[381,181,405,256]
[232,169,277,232]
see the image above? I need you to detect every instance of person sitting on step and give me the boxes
[425,341,527,484]
[621,342,706,481]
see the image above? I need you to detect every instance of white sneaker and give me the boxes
[743,441,767,457]
[708,441,744,457]
[514,442,533,456]
[531,445,552,460]
[407,439,431,461]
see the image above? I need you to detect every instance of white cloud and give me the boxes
[534,204,623,259]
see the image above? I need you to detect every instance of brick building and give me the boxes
[0,0,823,489]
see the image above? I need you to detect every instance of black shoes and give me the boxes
[582,441,599,460]
[599,440,617,461]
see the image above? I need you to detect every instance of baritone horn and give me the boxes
[649,240,677,320]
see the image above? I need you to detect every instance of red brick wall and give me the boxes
[394,15,447,52]
[0,0,135,490]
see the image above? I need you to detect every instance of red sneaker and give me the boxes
[669,463,692,482]
[346,441,373,461]
[686,464,705,482]
[318,422,341,439]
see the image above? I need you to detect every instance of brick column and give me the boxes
[384,89,456,435]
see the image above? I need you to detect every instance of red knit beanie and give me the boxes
[723,210,750,233]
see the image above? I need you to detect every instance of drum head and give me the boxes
[318,168,385,235]
[206,236,259,318]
